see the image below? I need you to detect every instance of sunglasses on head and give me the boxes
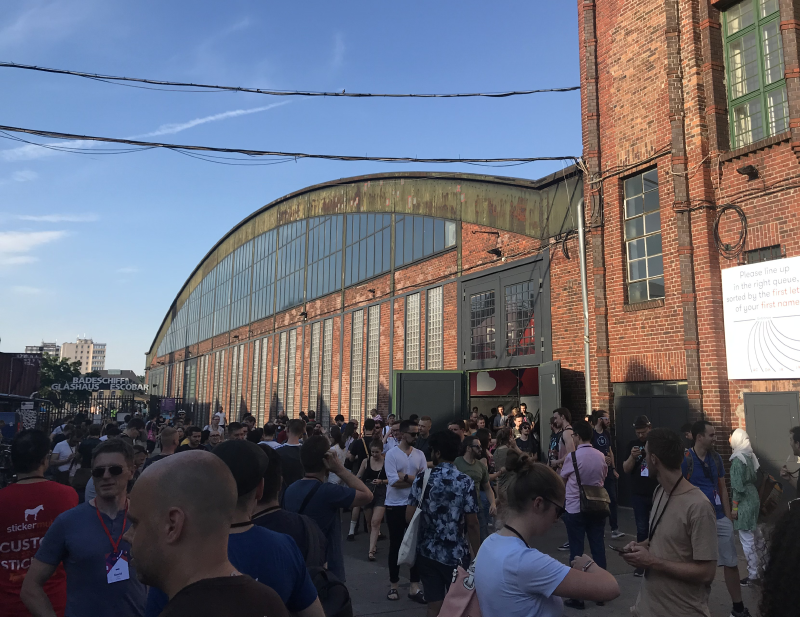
[92,465,125,478]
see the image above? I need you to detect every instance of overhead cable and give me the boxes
[0,61,580,98]
[0,124,578,165]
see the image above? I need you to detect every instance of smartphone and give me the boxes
[608,545,632,554]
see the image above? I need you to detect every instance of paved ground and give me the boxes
[341,506,761,616]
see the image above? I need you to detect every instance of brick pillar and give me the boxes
[779,0,800,157]
[700,2,729,153]
[581,0,613,411]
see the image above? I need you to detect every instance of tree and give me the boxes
[37,354,100,408]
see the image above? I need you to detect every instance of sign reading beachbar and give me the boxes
[722,255,800,379]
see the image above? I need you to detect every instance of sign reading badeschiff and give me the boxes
[722,255,800,379]
[51,377,148,392]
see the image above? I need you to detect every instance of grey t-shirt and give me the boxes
[36,501,147,617]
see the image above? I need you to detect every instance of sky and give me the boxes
[0,1,581,373]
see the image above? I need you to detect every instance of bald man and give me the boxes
[123,450,289,617]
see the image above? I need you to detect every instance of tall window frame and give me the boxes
[623,168,664,303]
[308,321,321,413]
[724,0,788,148]
[426,287,443,370]
[321,319,333,427]
[350,310,364,423]
[405,293,421,370]
[366,304,381,411]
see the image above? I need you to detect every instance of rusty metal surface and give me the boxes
[146,169,582,362]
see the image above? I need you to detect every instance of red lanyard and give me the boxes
[96,501,129,553]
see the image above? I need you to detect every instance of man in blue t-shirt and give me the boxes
[681,421,750,617]
[591,410,623,540]
[284,436,372,582]
[145,439,322,617]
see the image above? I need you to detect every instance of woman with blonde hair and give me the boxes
[729,427,765,586]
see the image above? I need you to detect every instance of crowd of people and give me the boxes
[1,403,799,617]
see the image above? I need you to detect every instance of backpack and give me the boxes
[308,567,353,617]
[757,471,783,516]
[683,449,724,482]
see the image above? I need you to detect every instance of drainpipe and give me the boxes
[577,198,593,417]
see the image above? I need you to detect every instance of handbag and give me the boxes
[397,468,432,566]
[439,561,482,617]
[571,451,610,517]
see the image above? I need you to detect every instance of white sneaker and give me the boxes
[611,530,625,539]
[558,542,570,551]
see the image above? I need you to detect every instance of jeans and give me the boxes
[630,493,653,543]
[386,505,420,585]
[478,491,491,543]
[604,472,618,531]
[563,511,607,569]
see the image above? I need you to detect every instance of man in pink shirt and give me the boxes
[560,420,608,610]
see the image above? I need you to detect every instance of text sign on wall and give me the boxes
[722,255,800,379]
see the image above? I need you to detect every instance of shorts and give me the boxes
[716,516,738,568]
[367,490,386,509]
[416,554,458,603]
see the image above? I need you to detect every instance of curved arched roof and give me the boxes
[146,168,582,362]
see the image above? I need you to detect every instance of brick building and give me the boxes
[580,0,800,492]
[144,169,584,433]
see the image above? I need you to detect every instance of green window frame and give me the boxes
[724,0,789,148]
[623,168,664,304]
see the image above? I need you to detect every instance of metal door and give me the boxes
[744,392,800,510]
[615,395,690,506]
[537,361,561,455]
[394,371,465,434]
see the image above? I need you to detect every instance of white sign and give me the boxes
[51,377,148,392]
[722,255,800,379]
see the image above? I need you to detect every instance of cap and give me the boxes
[633,415,651,430]
[212,440,269,496]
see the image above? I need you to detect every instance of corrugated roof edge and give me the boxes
[144,166,581,358]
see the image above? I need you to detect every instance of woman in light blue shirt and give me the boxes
[475,453,619,616]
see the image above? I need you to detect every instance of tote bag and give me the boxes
[397,468,432,566]
[439,561,482,617]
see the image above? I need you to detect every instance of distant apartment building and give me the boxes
[24,341,61,356]
[60,338,106,374]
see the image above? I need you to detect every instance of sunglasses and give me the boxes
[541,496,566,519]
[92,465,125,478]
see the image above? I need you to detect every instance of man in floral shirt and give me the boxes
[407,430,480,615]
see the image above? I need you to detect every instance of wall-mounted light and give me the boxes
[736,164,759,181]
[232,334,239,341]
[299,310,308,320]
[368,289,376,295]
[487,248,503,258]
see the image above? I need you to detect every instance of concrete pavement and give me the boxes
[341,506,761,616]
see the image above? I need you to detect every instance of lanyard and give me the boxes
[96,502,129,554]
[503,525,531,548]
[648,476,683,543]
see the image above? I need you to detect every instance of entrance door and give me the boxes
[744,392,800,509]
[537,361,562,454]
[394,371,465,434]
[615,394,690,506]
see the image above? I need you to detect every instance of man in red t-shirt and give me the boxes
[0,429,78,617]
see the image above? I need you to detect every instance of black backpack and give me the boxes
[308,567,353,617]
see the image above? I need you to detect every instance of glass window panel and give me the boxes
[434,219,445,253]
[445,221,457,247]
[350,310,364,421]
[308,322,321,413]
[645,212,661,235]
[628,238,646,260]
[629,259,648,281]
[395,219,404,267]
[404,219,414,263]
[628,280,648,304]
[762,21,784,85]
[344,246,352,287]
[358,239,367,281]
[366,304,381,410]
[360,215,368,241]
[727,0,755,34]
[733,97,764,147]
[646,233,663,256]
[367,213,374,236]
[625,196,643,218]
[624,175,642,197]
[766,85,789,135]
[625,217,644,240]
[643,169,659,191]
[505,281,536,357]
[470,291,496,360]
[426,287,443,369]
[644,190,660,212]
[346,215,353,244]
[424,217,434,256]
[382,227,391,271]
[649,277,665,299]
[761,0,778,18]
[366,235,375,279]
[405,294,420,370]
[413,216,424,261]
[647,255,664,277]
[321,319,333,424]
[729,32,760,99]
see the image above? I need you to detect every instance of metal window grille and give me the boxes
[236,344,245,416]
[308,322,321,412]
[277,332,287,416]
[308,216,343,300]
[198,269,217,343]
[505,282,536,356]
[405,293,421,370]
[350,310,364,423]
[426,287,443,369]
[213,255,233,336]
[252,229,278,321]
[394,216,457,268]
[212,352,220,411]
[251,339,261,421]
[470,291,496,360]
[230,241,254,330]
[321,319,333,426]
[229,346,239,416]
[276,221,307,313]
[345,214,391,287]
[624,169,664,303]
[259,338,268,421]
[366,304,380,411]
[286,329,297,417]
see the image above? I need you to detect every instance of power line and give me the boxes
[0,124,579,165]
[0,61,580,98]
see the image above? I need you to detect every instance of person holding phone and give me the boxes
[622,416,657,577]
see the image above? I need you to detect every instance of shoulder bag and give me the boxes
[439,560,482,617]
[397,468,432,566]
[571,451,610,517]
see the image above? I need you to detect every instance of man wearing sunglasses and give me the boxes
[22,439,147,617]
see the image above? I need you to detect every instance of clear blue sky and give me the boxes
[0,1,580,372]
